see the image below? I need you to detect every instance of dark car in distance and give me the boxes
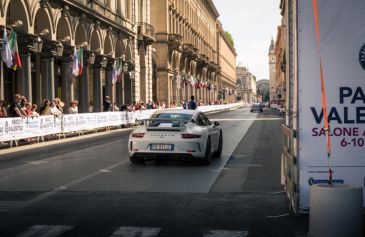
[250,103,264,112]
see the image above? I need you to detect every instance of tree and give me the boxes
[224,31,235,48]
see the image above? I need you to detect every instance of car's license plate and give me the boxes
[150,144,174,151]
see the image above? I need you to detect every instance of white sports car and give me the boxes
[128,109,223,165]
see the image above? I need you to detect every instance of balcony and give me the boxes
[137,22,156,45]
[182,43,195,56]
[168,34,182,50]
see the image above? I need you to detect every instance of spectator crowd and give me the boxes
[0,93,222,119]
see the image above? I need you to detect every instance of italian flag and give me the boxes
[117,60,123,82]
[78,48,83,76]
[9,30,21,70]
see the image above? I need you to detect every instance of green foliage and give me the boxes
[224,31,235,48]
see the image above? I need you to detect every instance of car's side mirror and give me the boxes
[214,121,220,126]
[190,118,196,123]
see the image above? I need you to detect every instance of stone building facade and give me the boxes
[236,65,256,104]
[0,0,154,112]
[217,21,237,103]
[274,11,286,105]
[151,0,236,106]
[256,79,269,102]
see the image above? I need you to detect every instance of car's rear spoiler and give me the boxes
[143,118,188,131]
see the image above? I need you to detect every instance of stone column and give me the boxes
[80,62,89,113]
[41,52,55,101]
[105,59,114,106]
[0,60,3,100]
[61,58,73,108]
[116,73,124,106]
[16,53,32,102]
[93,59,103,112]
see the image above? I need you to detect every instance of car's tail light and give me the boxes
[132,132,145,138]
[181,134,201,139]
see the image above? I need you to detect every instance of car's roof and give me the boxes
[153,109,198,115]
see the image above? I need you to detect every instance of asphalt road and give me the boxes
[0,107,309,237]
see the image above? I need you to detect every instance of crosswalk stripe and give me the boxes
[17,225,73,237]
[203,230,249,237]
[110,227,161,237]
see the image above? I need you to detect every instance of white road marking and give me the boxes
[17,225,73,237]
[266,213,291,218]
[24,161,48,165]
[110,227,161,237]
[13,159,130,212]
[204,230,248,237]
[99,169,113,173]
[222,154,248,158]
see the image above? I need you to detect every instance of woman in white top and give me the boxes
[67,101,78,114]
[48,101,62,116]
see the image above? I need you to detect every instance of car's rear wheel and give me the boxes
[129,156,145,164]
[200,137,212,165]
[214,132,223,158]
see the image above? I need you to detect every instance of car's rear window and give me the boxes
[148,113,193,128]
[152,113,193,120]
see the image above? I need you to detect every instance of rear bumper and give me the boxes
[131,152,201,160]
[128,139,205,159]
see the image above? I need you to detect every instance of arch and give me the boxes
[34,7,53,40]
[5,0,31,34]
[115,39,125,58]
[125,44,133,61]
[90,29,102,54]
[75,23,88,47]
[56,17,72,45]
[104,34,114,56]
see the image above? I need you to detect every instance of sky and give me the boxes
[213,0,282,80]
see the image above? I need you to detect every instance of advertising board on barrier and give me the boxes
[298,0,365,211]
[39,115,62,135]
[23,117,41,138]
[0,117,25,141]
[62,115,78,133]
[0,103,243,143]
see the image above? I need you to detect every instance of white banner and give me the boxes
[0,103,243,143]
[2,117,25,141]
[23,117,41,138]
[40,115,62,135]
[62,115,78,133]
[298,0,365,211]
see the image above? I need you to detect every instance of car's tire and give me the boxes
[129,156,145,164]
[214,132,223,158]
[200,137,212,165]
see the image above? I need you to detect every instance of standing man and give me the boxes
[188,95,197,110]
[103,96,111,112]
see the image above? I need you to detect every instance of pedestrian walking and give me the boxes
[188,95,197,110]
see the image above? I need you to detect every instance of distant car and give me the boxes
[128,110,223,165]
[250,103,264,112]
